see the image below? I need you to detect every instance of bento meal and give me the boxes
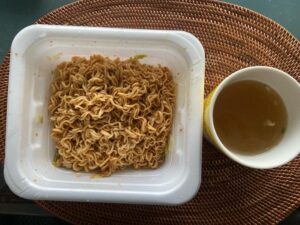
[48,54,176,176]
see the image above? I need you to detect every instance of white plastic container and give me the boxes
[4,25,205,205]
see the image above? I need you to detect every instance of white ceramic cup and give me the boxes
[203,66,300,169]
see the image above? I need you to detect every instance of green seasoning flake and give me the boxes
[281,127,286,134]
[36,114,44,124]
[133,54,147,60]
[52,153,60,167]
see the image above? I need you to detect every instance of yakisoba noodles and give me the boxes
[49,55,176,176]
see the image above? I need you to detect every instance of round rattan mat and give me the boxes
[1,0,300,224]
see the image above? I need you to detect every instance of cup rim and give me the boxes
[207,66,300,169]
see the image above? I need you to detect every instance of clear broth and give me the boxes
[213,80,287,155]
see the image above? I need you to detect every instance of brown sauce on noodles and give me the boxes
[48,55,176,176]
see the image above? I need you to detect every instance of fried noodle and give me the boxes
[49,55,176,176]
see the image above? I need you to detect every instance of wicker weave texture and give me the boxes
[0,0,299,224]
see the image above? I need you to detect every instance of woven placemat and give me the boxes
[1,0,300,224]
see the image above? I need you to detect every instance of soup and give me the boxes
[213,80,287,155]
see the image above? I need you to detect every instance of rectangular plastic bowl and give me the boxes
[4,25,205,205]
